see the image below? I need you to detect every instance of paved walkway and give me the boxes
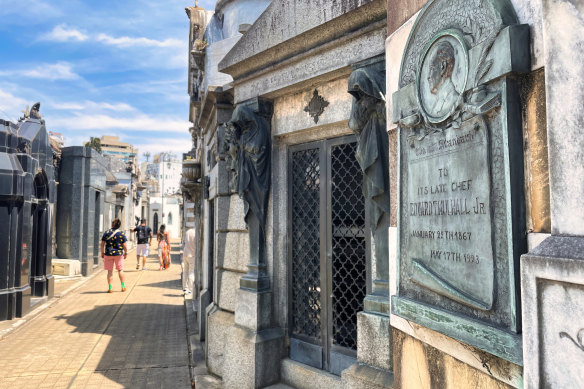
[0,241,191,389]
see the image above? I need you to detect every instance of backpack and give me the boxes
[137,226,148,241]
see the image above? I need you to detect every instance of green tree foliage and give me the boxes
[84,137,102,153]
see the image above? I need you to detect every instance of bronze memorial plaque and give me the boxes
[407,117,493,310]
[407,30,493,310]
[392,0,530,364]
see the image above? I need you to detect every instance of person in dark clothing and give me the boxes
[132,219,152,270]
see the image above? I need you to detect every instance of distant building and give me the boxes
[146,153,182,196]
[149,195,182,237]
[99,135,137,165]
[48,131,65,149]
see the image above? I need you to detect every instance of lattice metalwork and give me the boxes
[291,147,322,340]
[330,142,366,350]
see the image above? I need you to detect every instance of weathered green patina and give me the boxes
[392,0,530,364]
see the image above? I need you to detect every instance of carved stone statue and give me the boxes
[224,104,271,291]
[30,102,42,119]
[348,67,390,299]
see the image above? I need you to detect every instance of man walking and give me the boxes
[132,219,152,270]
[182,227,197,295]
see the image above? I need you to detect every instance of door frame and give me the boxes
[287,135,369,374]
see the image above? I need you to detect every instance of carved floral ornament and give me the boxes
[560,329,584,353]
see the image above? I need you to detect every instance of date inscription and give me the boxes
[405,120,494,309]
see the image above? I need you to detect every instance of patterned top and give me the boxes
[101,229,127,256]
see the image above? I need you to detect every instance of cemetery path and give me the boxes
[0,241,191,389]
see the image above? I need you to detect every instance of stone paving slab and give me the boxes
[0,241,190,389]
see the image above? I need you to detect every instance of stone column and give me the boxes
[56,147,87,270]
[182,180,202,294]
[342,59,394,388]
[222,98,284,388]
[522,2,584,388]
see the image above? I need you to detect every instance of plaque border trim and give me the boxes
[392,295,523,366]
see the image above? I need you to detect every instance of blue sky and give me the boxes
[0,0,216,160]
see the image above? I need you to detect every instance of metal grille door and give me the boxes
[330,142,366,352]
[289,137,368,375]
[291,147,322,341]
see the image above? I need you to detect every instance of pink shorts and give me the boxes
[104,255,124,271]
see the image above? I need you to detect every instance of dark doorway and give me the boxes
[93,192,101,266]
[30,172,49,297]
[288,136,368,375]
[207,200,214,298]
[153,212,159,234]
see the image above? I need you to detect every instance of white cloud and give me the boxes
[50,113,190,133]
[0,0,62,22]
[43,24,88,42]
[133,136,193,157]
[167,52,189,69]
[0,89,30,121]
[49,100,135,112]
[0,62,81,81]
[95,33,182,48]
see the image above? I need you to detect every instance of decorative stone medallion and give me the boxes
[304,89,329,124]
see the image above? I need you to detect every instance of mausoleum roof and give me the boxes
[219,0,386,80]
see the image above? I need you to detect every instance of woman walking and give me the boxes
[157,224,171,270]
[100,218,128,293]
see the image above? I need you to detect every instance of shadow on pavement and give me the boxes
[56,302,190,388]
[140,279,182,289]
[51,241,191,388]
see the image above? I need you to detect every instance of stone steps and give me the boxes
[280,358,343,389]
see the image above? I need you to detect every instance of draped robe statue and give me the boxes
[348,68,390,297]
[225,105,271,290]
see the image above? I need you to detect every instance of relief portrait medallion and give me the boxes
[417,30,468,124]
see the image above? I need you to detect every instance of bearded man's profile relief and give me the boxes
[427,41,460,117]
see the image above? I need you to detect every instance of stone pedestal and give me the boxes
[342,363,394,389]
[234,288,271,330]
[522,236,584,388]
[342,311,394,388]
[223,325,284,388]
[222,288,284,388]
[356,312,392,371]
[205,306,233,377]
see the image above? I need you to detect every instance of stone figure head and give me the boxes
[229,105,257,135]
[428,41,455,95]
[348,68,386,134]
[30,102,41,119]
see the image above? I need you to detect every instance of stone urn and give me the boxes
[182,160,201,182]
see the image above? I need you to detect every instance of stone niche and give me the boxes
[392,0,529,365]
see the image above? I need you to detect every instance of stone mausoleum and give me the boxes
[56,147,113,276]
[0,104,56,321]
[181,0,584,387]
